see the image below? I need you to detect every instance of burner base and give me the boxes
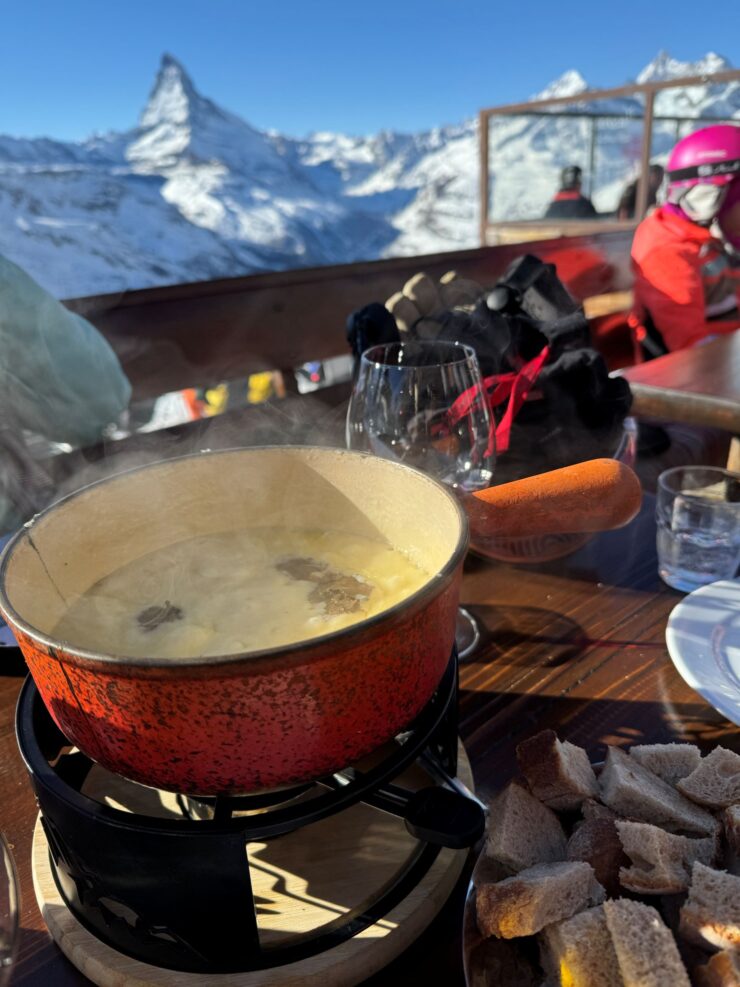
[32,745,474,987]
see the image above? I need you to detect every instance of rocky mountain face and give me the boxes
[0,51,737,298]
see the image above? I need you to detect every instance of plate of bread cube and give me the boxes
[464,730,740,986]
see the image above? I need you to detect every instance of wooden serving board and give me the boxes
[32,745,473,986]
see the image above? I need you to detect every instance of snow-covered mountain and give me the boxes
[0,51,737,298]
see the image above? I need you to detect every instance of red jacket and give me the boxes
[631,206,740,352]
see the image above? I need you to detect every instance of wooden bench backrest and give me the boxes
[64,230,634,401]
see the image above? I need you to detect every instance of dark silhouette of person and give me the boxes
[617,164,665,220]
[544,166,597,220]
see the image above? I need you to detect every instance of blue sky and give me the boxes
[1,0,737,140]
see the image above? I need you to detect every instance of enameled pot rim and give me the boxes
[0,446,469,671]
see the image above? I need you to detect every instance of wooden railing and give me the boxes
[39,229,640,494]
[64,231,635,401]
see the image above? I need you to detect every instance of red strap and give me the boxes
[447,344,550,456]
[487,345,550,453]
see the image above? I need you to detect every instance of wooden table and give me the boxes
[618,329,740,435]
[2,490,738,987]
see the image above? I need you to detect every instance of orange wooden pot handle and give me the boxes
[465,459,643,540]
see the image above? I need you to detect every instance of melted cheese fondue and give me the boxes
[53,528,431,659]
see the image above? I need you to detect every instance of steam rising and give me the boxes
[52,388,348,508]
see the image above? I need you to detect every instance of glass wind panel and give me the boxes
[487,113,592,222]
[487,95,647,222]
[589,115,646,218]
[652,81,740,124]
[649,82,740,205]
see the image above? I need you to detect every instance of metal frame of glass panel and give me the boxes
[479,68,740,244]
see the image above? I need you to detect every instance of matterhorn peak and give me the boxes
[139,53,201,130]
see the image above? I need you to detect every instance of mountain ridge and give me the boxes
[0,51,736,298]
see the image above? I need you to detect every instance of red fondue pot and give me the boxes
[0,448,467,794]
[0,446,641,795]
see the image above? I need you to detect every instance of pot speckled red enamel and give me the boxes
[0,448,467,794]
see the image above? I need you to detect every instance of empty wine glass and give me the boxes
[346,340,495,658]
[0,833,18,987]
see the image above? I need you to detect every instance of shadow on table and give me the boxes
[461,601,668,673]
[547,492,662,591]
[362,853,472,987]
[14,925,82,985]
[461,604,587,669]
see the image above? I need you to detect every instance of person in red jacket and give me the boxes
[544,166,598,220]
[631,124,740,356]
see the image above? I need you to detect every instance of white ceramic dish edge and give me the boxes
[665,578,740,728]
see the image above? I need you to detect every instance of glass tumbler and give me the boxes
[656,466,740,592]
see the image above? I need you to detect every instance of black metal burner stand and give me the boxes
[16,651,484,975]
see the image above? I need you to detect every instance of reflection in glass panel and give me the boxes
[488,113,592,222]
[487,95,646,223]
[649,87,740,204]
[652,82,740,124]
[127,354,354,434]
[20,354,355,458]
[590,117,645,217]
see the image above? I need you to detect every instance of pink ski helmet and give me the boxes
[667,124,740,223]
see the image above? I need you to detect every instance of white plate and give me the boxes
[666,578,740,726]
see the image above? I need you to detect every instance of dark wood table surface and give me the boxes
[2,488,738,986]
[618,329,740,433]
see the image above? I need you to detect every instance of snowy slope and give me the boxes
[0,51,737,298]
